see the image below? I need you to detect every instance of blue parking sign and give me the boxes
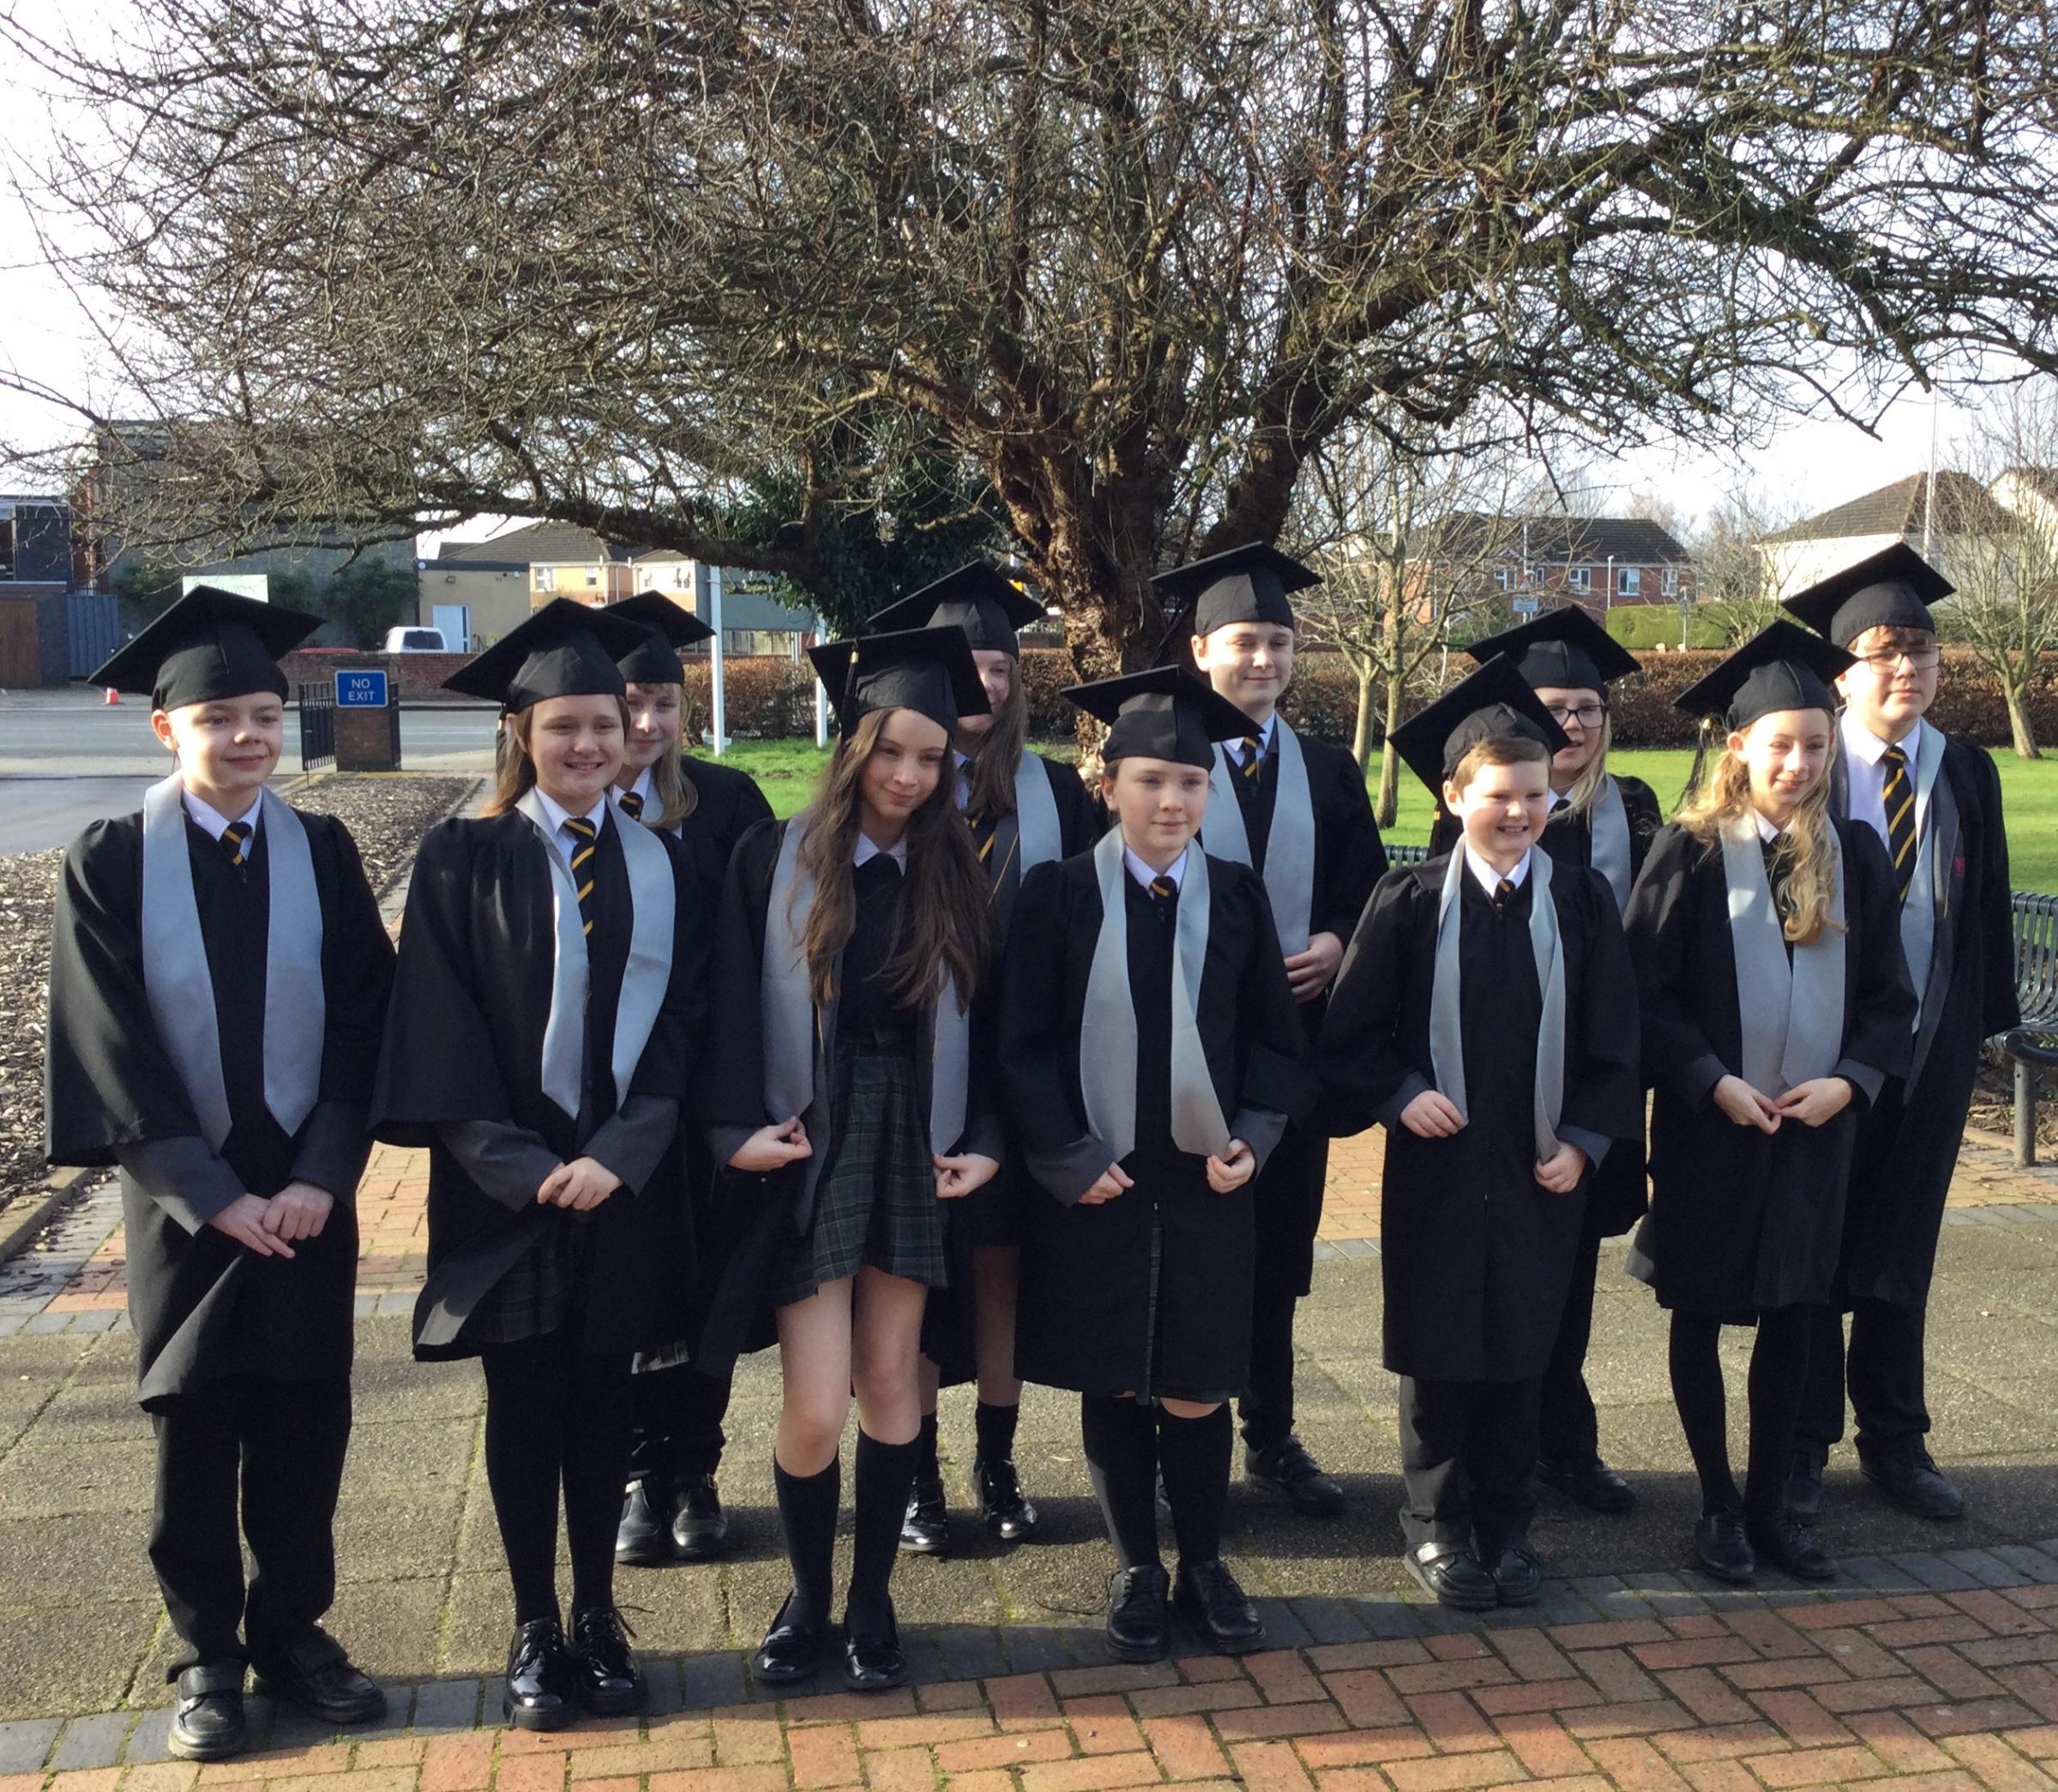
[334,670,390,707]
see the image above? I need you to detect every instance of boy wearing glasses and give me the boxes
[1783,544,2018,1524]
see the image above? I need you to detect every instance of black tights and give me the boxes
[1079,1394,1231,1573]
[1668,1305,1812,1520]
[478,1331,634,1626]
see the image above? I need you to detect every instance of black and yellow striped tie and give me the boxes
[967,810,994,864]
[1149,875,1177,902]
[220,821,251,868]
[564,815,599,935]
[1495,876,1515,911]
[617,790,643,823]
[1881,745,1918,904]
[1238,736,1262,781]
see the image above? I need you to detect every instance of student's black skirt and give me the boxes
[769,1035,947,1308]
[459,1210,595,1348]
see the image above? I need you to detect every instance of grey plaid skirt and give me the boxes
[769,1035,947,1308]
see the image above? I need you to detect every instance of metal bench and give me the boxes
[1387,843,1428,868]
[2004,892,2058,1166]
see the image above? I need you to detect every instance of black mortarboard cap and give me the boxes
[1466,605,1642,694]
[91,585,322,712]
[609,591,714,684]
[1388,655,1572,797]
[442,597,648,711]
[807,624,990,737]
[1062,664,1256,768]
[1674,621,1856,730]
[868,562,1045,658]
[1781,542,1955,646]
[1153,542,1320,637]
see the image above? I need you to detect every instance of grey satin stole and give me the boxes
[1204,721,1314,953]
[1721,818,1845,1097]
[141,774,325,1151]
[1079,830,1231,1162]
[762,812,969,1152]
[1897,722,1956,1067]
[976,749,1064,898]
[514,789,676,1121]
[1588,777,1633,916]
[1428,847,1566,1161]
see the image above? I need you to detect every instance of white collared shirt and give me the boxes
[1841,712,1930,857]
[625,766,656,809]
[533,786,609,869]
[854,832,910,870]
[182,789,262,843]
[954,749,971,812]
[1231,713,1275,769]
[1754,810,1785,845]
[1124,845,1188,891]
[1463,844,1531,902]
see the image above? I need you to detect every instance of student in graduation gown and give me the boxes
[1319,658,1642,1611]
[1460,608,1660,1517]
[372,599,710,1732]
[603,593,773,1571]
[45,589,394,1760]
[1622,623,1914,1585]
[698,626,1002,1694]
[868,564,1101,1554]
[1001,667,1310,1663]
[1780,548,2018,1524]
[1152,544,1387,1518]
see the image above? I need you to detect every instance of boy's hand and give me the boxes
[1206,1139,1255,1193]
[1775,1077,1854,1128]
[1284,931,1345,1001]
[729,1117,811,1173]
[208,1192,293,1257]
[263,1181,334,1241]
[1533,1140,1589,1193]
[1400,1090,1465,1138]
[1712,1074,1782,1134]
[934,1152,1000,1199]
[539,1157,623,1211]
[1079,1163,1134,1206]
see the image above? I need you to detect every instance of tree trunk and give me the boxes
[1375,672,1405,828]
[1351,664,1376,767]
[2006,680,2042,759]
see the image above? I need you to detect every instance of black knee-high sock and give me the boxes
[1745,1305,1814,1520]
[480,1336,569,1627]
[912,1410,940,1482]
[1080,1394,1161,1573]
[773,1455,840,1629]
[974,1398,1020,1464]
[1157,1404,1231,1566]
[847,1431,917,1634]
[564,1350,634,1614]
[1669,1311,1742,1516]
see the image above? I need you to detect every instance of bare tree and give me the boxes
[1693,486,1808,646]
[6,0,2058,672]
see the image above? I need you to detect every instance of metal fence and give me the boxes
[65,593,122,678]
[297,682,334,772]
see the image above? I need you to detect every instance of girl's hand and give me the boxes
[208,1192,293,1257]
[1078,1163,1134,1206]
[1400,1090,1465,1139]
[1533,1140,1589,1194]
[263,1181,334,1241]
[729,1117,811,1173]
[1206,1139,1255,1193]
[1712,1074,1781,1134]
[1775,1077,1854,1128]
[1284,931,1345,1001]
[934,1152,1000,1199]
[539,1157,623,1211]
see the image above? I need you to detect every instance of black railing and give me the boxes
[298,682,334,773]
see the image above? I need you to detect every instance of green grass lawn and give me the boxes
[693,739,2058,893]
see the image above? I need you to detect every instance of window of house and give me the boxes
[1660,566,1677,597]
[1567,567,1591,592]
[534,567,556,592]
[1619,567,1642,598]
[583,569,599,588]
[1494,568,1513,592]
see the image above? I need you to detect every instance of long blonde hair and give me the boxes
[959,670,1031,821]
[1559,709,1616,817]
[623,682,700,832]
[482,697,634,816]
[1677,728,1842,947]
[794,709,990,1010]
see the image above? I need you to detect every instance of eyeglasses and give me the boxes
[1854,645,1941,672]
[1542,702,1608,728]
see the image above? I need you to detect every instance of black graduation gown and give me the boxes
[678,752,776,877]
[999,851,1311,1398]
[371,811,708,1360]
[969,750,1104,939]
[692,817,1006,1374]
[1829,739,2018,1308]
[1319,856,1642,1382]
[45,810,394,1410]
[1622,818,1916,1316]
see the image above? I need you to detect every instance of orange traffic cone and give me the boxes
[104,687,121,705]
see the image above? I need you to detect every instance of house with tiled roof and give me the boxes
[1417,513,1696,613]
[1754,472,2013,598]
[1991,466,2058,544]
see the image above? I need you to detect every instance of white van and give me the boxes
[382,626,448,652]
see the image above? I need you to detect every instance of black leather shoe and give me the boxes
[1748,1512,1838,1582]
[1694,1511,1755,1583]
[1403,1542,1499,1611]
[569,1606,647,1716]
[899,1472,948,1555]
[1785,1447,1828,1525]
[168,1663,246,1761]
[974,1456,1039,1541]
[752,1591,825,1686]
[252,1628,386,1725]
[1244,1434,1346,1517]
[1173,1558,1267,1654]
[1488,1540,1544,1606]
[841,1609,910,1692]
[670,1473,730,1561]
[1104,1564,1171,1663]
[617,1476,670,1566]
[1860,1444,1965,1521]
[1537,1454,1636,1515]
[502,1620,576,1731]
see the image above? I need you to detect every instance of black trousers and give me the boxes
[147,1374,352,1676]
[1538,1228,1604,1464]
[628,1361,734,1483]
[1238,1123,1327,1451]
[1397,1375,1538,1554]
[1796,1298,1931,1457]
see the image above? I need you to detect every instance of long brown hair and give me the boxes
[794,708,990,1009]
[1677,729,1842,947]
[958,668,1030,821]
[482,696,634,816]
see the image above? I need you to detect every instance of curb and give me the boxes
[0,1167,100,1266]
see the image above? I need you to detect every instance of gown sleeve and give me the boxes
[1315,745,1388,941]
[1556,869,1643,1168]
[1834,822,1917,1107]
[1622,825,1730,1107]
[1971,749,2021,1038]
[1317,869,1434,1136]
[698,819,779,1168]
[1230,868,1315,1169]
